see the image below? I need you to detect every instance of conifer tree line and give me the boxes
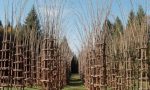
[104,5,145,37]
[0,6,40,40]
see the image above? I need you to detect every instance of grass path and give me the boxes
[3,86,41,90]
[62,74,86,90]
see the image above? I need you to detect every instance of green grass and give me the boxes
[62,74,86,90]
[3,86,40,90]
[25,87,40,90]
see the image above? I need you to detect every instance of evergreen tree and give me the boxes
[127,10,135,27]
[136,5,145,26]
[71,55,78,73]
[0,20,3,27]
[103,19,113,35]
[25,6,40,31]
[0,20,3,36]
[0,20,2,50]
[113,17,123,36]
[7,21,11,27]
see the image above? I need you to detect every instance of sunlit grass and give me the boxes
[62,74,86,90]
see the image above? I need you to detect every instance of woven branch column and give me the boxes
[30,47,37,86]
[98,41,107,90]
[106,55,111,88]
[36,38,42,86]
[138,47,149,90]
[124,50,134,90]
[30,30,38,86]
[111,57,117,90]
[41,35,59,90]
[23,36,31,86]
[116,55,124,90]
[0,27,13,89]
[37,52,41,86]
[84,51,90,89]
[59,53,66,88]
[89,50,95,90]
[13,40,24,90]
[41,37,52,90]
[95,43,102,90]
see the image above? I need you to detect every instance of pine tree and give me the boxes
[0,20,3,27]
[113,17,123,36]
[103,19,113,35]
[71,55,78,73]
[7,21,11,27]
[0,20,3,35]
[127,10,135,27]
[25,6,40,31]
[136,5,145,26]
[0,20,2,50]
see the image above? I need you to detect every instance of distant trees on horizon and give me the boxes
[103,5,146,37]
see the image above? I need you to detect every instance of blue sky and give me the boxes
[0,0,149,55]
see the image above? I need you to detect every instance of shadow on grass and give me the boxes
[62,74,86,90]
[68,77,84,86]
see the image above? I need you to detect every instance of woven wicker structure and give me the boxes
[0,26,73,90]
[79,18,150,90]
[13,28,25,90]
[23,29,32,86]
[0,27,13,89]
